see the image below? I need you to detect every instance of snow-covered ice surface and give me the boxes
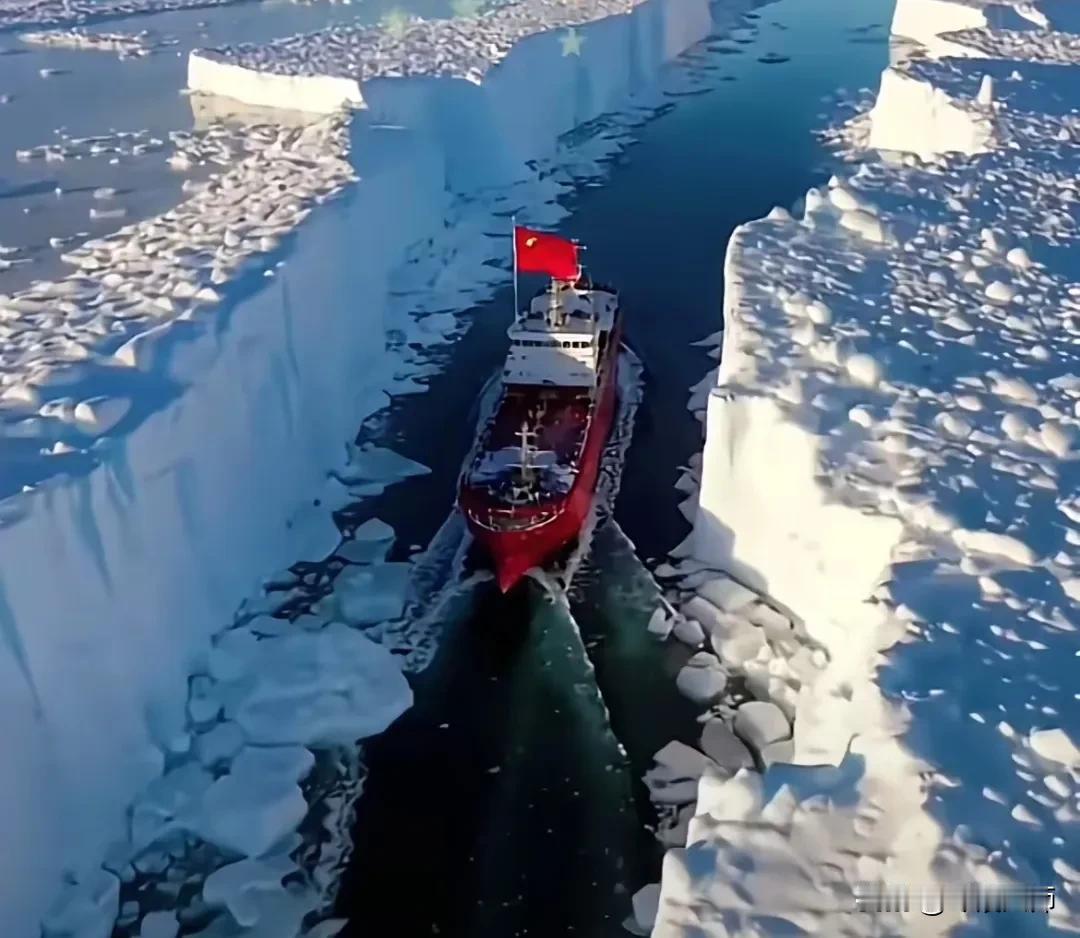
[188,0,711,112]
[0,0,727,934]
[0,0,252,32]
[19,26,173,56]
[653,0,1080,934]
[0,112,356,496]
[0,0,410,296]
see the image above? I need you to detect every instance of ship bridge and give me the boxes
[502,281,618,388]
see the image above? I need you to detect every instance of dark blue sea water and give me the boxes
[329,0,896,934]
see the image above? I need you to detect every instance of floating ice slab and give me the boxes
[679,595,727,635]
[644,741,716,806]
[733,701,791,755]
[631,884,660,933]
[220,623,412,746]
[203,855,298,928]
[339,444,431,485]
[337,518,396,564]
[41,868,119,938]
[130,762,214,852]
[193,747,312,858]
[138,910,178,938]
[699,718,754,774]
[230,744,316,786]
[194,721,246,769]
[710,613,767,667]
[671,615,705,647]
[1029,728,1080,767]
[646,605,673,640]
[694,575,757,613]
[675,652,727,705]
[328,562,412,625]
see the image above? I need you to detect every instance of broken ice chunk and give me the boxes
[675,652,727,705]
[194,721,245,768]
[230,745,315,785]
[743,601,793,639]
[131,761,213,851]
[193,749,311,857]
[1030,728,1080,767]
[643,740,716,805]
[286,500,341,563]
[209,627,261,682]
[671,615,705,646]
[337,517,395,564]
[216,882,319,938]
[138,910,179,938]
[630,884,660,934]
[203,855,298,928]
[700,718,755,774]
[42,868,120,938]
[733,700,791,757]
[680,595,727,634]
[302,920,347,938]
[646,605,673,640]
[710,613,767,666]
[340,443,430,485]
[695,574,757,613]
[330,562,410,624]
[224,623,411,746]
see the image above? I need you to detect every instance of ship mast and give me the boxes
[518,420,534,484]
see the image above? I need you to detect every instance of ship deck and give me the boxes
[463,386,594,500]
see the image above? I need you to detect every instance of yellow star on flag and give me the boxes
[561,27,585,57]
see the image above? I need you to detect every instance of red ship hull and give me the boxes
[459,324,621,592]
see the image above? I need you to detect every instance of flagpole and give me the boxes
[511,215,519,322]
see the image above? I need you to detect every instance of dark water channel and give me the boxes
[331,1,894,934]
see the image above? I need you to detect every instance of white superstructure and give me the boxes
[502,280,618,388]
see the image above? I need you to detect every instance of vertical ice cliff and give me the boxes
[0,124,446,938]
[867,66,994,159]
[0,1,721,934]
[656,0,1080,933]
[890,0,988,56]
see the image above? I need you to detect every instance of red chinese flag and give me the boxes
[514,226,580,281]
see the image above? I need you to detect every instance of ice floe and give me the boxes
[674,651,727,705]
[319,562,412,625]
[0,0,234,30]
[212,622,411,746]
[20,27,174,57]
[15,128,165,163]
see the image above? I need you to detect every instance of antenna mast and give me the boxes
[512,215,520,323]
[518,421,534,483]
